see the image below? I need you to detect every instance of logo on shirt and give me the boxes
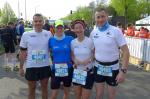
[64,45,68,48]
[106,32,110,35]
[94,35,99,38]
[53,46,59,49]
[74,46,79,49]
[30,35,36,37]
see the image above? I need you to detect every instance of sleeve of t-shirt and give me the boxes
[89,38,94,50]
[19,26,24,36]
[89,30,94,40]
[47,31,53,38]
[71,40,74,51]
[115,28,127,47]
[48,38,52,49]
[19,33,27,48]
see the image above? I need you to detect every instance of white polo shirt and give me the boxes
[20,30,52,68]
[90,25,126,70]
[71,37,94,70]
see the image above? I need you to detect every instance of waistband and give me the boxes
[95,59,118,66]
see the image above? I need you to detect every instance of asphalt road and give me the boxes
[0,54,150,99]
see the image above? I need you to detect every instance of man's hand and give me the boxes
[116,72,126,83]
[19,68,25,77]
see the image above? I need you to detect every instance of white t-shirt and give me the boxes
[20,30,52,68]
[71,37,94,70]
[90,25,126,70]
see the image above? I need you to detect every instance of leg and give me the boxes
[50,76,60,99]
[107,85,117,99]
[82,88,91,99]
[63,87,70,99]
[106,70,119,99]
[40,78,49,99]
[27,81,36,99]
[4,53,8,66]
[95,83,105,99]
[62,68,73,99]
[50,89,59,99]
[74,85,82,99]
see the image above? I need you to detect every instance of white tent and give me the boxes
[135,16,150,30]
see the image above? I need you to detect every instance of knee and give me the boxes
[96,91,104,99]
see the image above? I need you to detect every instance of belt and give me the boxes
[96,59,118,66]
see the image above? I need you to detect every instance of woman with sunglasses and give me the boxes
[71,20,94,99]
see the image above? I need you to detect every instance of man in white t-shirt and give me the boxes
[90,8,130,99]
[19,14,52,99]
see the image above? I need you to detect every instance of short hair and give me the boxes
[8,22,14,25]
[144,28,149,32]
[95,7,109,14]
[19,21,23,24]
[127,23,133,27]
[117,22,122,27]
[33,13,43,20]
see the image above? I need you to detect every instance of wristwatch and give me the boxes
[120,68,127,74]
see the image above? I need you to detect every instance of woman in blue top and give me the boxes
[49,20,73,99]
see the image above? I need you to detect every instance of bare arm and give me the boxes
[120,45,130,69]
[19,49,27,69]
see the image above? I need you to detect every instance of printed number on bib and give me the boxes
[55,64,68,77]
[97,65,112,77]
[31,50,46,64]
[72,69,87,85]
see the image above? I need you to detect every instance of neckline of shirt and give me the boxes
[54,33,65,41]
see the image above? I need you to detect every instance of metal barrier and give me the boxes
[125,37,150,63]
[145,40,150,63]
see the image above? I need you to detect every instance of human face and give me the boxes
[95,11,108,27]
[74,23,85,37]
[55,25,64,35]
[33,16,44,31]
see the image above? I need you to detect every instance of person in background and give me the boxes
[117,22,124,34]
[43,19,50,31]
[125,23,135,37]
[50,25,55,35]
[64,24,77,38]
[16,21,25,43]
[1,22,17,70]
[135,27,149,38]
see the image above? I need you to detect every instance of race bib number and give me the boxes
[72,69,87,85]
[31,50,46,64]
[55,63,68,77]
[97,64,112,77]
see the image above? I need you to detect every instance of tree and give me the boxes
[136,0,150,18]
[0,9,2,17]
[62,1,96,27]
[0,2,17,24]
[110,0,137,24]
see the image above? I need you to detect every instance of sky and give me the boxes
[0,0,109,21]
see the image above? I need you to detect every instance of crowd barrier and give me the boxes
[125,36,150,71]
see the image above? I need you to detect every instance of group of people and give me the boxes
[18,7,129,99]
[0,21,24,70]
[125,23,150,38]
